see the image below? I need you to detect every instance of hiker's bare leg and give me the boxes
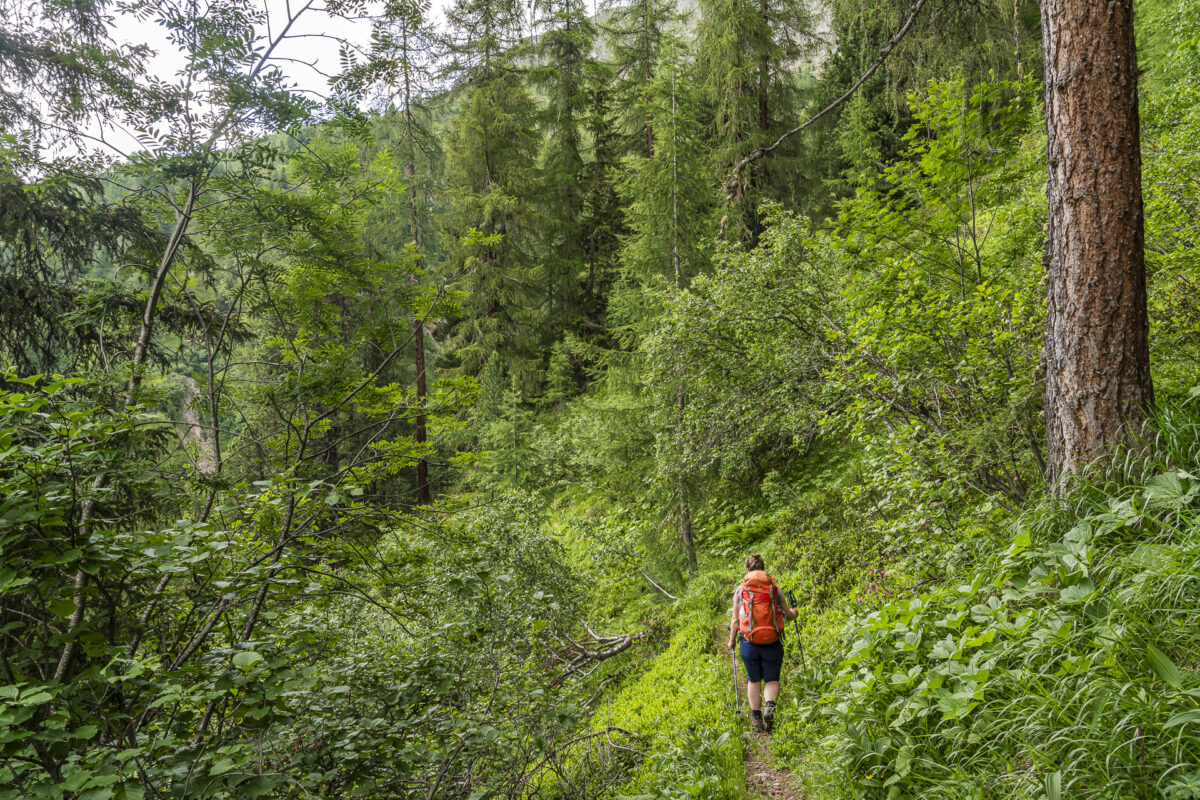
[747,681,761,711]
[764,681,780,703]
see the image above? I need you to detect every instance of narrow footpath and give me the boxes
[716,629,806,800]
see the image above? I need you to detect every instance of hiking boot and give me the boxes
[763,701,776,733]
[751,710,765,733]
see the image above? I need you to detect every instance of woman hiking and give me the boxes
[727,553,797,733]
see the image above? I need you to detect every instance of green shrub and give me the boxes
[793,407,1200,799]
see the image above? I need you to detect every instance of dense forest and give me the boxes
[3,0,1200,797]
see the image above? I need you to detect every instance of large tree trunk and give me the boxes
[1040,0,1153,489]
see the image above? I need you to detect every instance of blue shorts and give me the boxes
[739,638,784,683]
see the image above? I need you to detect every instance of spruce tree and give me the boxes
[579,60,627,332]
[602,0,676,158]
[533,0,596,340]
[695,0,813,240]
[439,0,546,391]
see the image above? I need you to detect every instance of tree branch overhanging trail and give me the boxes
[723,0,932,196]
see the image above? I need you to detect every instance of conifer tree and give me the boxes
[617,40,717,292]
[1041,0,1152,486]
[695,0,813,240]
[399,11,440,504]
[602,0,676,158]
[579,60,627,331]
[614,40,716,573]
[439,0,546,390]
[364,1,443,504]
[533,0,596,339]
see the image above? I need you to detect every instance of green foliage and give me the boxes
[785,406,1200,799]
[646,206,828,488]
[649,78,1045,560]
[10,0,1200,797]
[0,145,160,372]
[601,0,675,159]
[534,0,597,341]
[598,612,746,799]
[829,78,1046,514]
[0,378,638,799]
[616,39,718,291]
[816,0,1040,198]
[709,513,775,556]
[694,0,813,238]
[617,730,745,800]
[1142,0,1200,401]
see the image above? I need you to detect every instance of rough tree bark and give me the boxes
[1040,0,1153,489]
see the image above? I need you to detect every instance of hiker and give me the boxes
[728,553,797,733]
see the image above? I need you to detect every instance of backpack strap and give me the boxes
[765,576,782,637]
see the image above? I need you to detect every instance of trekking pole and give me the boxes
[729,646,741,717]
[786,589,806,672]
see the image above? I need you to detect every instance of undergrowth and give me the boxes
[596,589,747,799]
[770,406,1200,799]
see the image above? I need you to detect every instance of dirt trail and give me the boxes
[716,629,806,800]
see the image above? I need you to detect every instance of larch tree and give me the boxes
[617,38,717,290]
[377,2,443,504]
[618,39,717,574]
[1040,0,1154,487]
[346,1,446,504]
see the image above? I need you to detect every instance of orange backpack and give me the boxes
[738,570,786,645]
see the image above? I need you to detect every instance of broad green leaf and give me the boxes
[1145,471,1197,508]
[1147,645,1183,690]
[20,691,53,706]
[895,745,913,776]
[210,758,236,776]
[1045,770,1061,800]
[50,598,77,617]
[232,651,263,669]
[1165,709,1200,728]
[1059,579,1096,605]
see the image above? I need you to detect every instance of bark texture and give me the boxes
[1041,0,1153,488]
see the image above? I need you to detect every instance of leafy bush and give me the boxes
[793,407,1200,799]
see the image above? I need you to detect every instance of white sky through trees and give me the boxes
[88,0,455,156]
